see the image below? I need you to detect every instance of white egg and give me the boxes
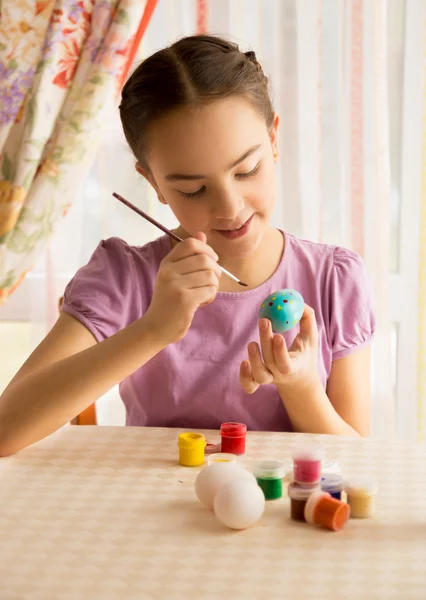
[195,463,256,508]
[214,479,265,530]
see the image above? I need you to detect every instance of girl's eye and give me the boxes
[177,163,260,198]
[235,162,261,179]
[179,186,206,199]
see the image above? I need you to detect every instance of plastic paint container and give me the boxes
[220,422,247,455]
[253,461,285,500]
[345,479,378,518]
[284,459,340,483]
[304,490,350,531]
[207,453,237,465]
[178,432,206,466]
[291,442,324,485]
[288,482,319,521]
[321,474,344,500]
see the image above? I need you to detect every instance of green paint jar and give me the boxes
[254,460,285,500]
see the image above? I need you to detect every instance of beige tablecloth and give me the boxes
[0,426,425,600]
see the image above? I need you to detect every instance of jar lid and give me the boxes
[253,460,285,479]
[322,460,341,475]
[178,432,206,449]
[207,453,237,465]
[287,482,320,501]
[304,490,331,525]
[291,440,324,461]
[220,422,247,437]
[344,478,378,496]
[321,474,344,493]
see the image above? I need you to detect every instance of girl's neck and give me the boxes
[217,227,285,292]
[170,226,285,292]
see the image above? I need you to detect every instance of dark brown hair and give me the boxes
[119,35,274,168]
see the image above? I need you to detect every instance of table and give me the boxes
[0,426,425,600]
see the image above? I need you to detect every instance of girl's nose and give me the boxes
[212,188,244,220]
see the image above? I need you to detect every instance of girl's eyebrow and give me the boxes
[164,144,262,181]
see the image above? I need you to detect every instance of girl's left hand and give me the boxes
[240,304,320,394]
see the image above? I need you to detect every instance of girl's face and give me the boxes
[138,96,279,259]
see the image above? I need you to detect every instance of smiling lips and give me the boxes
[215,214,254,239]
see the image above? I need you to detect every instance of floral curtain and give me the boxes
[0,0,157,303]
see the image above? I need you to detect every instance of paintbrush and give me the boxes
[113,192,248,287]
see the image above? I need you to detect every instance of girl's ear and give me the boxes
[135,163,167,205]
[269,113,280,162]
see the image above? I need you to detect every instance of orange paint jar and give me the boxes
[304,490,350,531]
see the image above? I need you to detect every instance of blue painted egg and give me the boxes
[259,289,305,333]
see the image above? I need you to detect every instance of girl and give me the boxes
[0,35,375,456]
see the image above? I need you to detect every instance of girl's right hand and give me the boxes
[142,231,222,345]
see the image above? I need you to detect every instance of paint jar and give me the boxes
[178,432,206,467]
[304,490,350,531]
[287,482,319,521]
[291,441,324,485]
[345,479,378,518]
[207,453,237,465]
[253,461,285,500]
[283,459,341,483]
[321,474,344,500]
[220,422,247,455]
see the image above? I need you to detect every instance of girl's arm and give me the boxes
[276,347,371,437]
[325,347,371,435]
[0,312,167,456]
[0,233,222,456]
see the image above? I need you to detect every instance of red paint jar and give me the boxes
[220,422,247,455]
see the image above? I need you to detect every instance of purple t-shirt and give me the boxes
[62,231,375,431]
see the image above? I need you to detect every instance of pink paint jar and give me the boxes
[291,441,324,485]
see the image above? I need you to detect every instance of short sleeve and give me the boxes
[328,247,376,360]
[61,237,142,342]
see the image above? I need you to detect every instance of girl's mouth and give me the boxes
[215,215,254,240]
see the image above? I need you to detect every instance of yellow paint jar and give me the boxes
[345,479,378,518]
[178,432,206,467]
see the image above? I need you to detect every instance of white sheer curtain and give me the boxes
[3,0,424,440]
